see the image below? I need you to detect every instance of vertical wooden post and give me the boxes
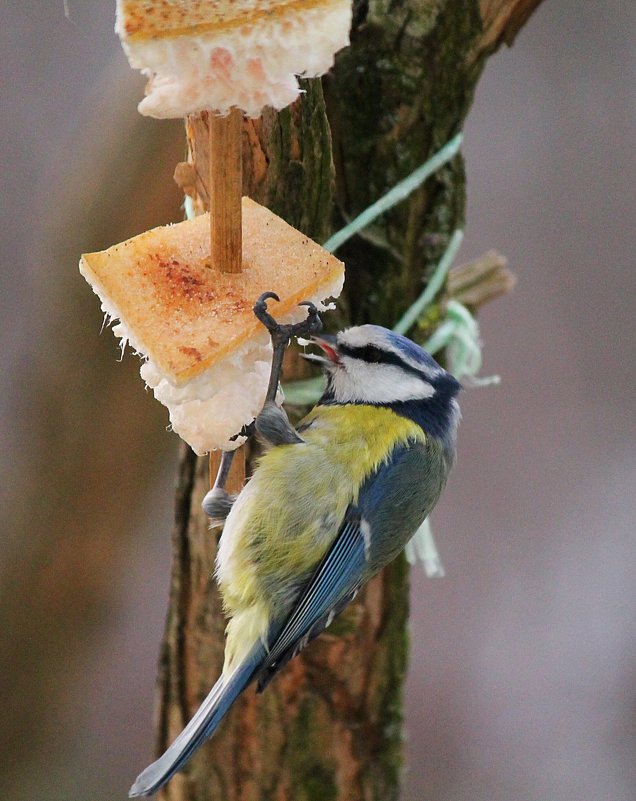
[157,4,545,799]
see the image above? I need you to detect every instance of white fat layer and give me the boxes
[329,357,435,405]
[90,271,344,454]
[118,1,352,118]
[339,325,442,380]
[140,340,272,454]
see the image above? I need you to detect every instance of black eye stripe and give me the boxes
[356,345,383,362]
[338,343,431,380]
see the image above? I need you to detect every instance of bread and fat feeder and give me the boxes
[80,0,350,452]
[80,199,344,452]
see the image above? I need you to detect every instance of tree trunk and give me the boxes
[156,3,543,800]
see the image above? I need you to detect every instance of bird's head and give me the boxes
[303,324,461,441]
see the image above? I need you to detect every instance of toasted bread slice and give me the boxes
[116,0,352,118]
[80,198,344,453]
[80,198,343,384]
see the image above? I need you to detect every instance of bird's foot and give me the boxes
[253,292,323,404]
[253,292,323,341]
[202,486,235,527]
[256,401,304,447]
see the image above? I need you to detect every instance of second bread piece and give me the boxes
[80,198,344,452]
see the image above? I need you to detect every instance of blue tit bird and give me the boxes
[130,323,461,797]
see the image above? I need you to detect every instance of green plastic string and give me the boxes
[404,518,445,578]
[322,132,463,254]
[393,229,464,335]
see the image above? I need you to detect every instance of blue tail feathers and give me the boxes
[129,644,264,797]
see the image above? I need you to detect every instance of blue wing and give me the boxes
[255,508,367,690]
[256,439,442,691]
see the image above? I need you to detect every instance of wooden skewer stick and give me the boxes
[208,107,243,274]
[208,107,245,491]
[209,448,246,495]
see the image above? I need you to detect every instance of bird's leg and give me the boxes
[205,294,322,518]
[253,292,322,447]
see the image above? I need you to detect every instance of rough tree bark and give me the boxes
[155,3,543,800]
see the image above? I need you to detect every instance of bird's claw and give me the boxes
[294,301,322,338]
[253,291,281,333]
[252,293,323,342]
[253,292,324,405]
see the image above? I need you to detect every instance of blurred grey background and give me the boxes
[1,2,634,800]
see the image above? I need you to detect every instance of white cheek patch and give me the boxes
[330,358,435,404]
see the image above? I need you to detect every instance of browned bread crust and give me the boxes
[118,0,336,41]
[80,198,344,384]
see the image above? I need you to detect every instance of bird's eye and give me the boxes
[362,346,384,363]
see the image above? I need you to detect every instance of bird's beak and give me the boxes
[301,334,341,365]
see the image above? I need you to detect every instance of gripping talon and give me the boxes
[253,291,325,405]
[293,301,322,337]
[256,291,281,306]
[253,292,281,333]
